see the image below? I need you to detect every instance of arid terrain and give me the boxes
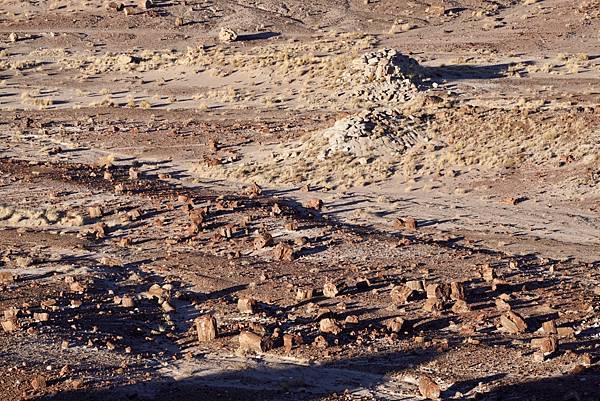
[0,0,598,400]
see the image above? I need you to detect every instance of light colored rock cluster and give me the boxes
[346,48,427,103]
[319,108,427,161]
[218,28,238,43]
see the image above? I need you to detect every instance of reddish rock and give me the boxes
[273,242,294,261]
[500,311,528,333]
[238,331,264,353]
[418,375,441,399]
[319,318,342,335]
[196,315,218,342]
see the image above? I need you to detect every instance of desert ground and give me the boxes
[0,0,598,400]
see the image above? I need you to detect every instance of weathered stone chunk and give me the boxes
[33,312,49,322]
[0,272,15,284]
[1,319,18,332]
[219,27,238,43]
[31,376,47,392]
[254,232,273,249]
[238,297,255,314]
[273,242,294,261]
[305,198,323,210]
[88,206,103,218]
[394,217,417,230]
[531,336,558,356]
[500,311,528,333]
[542,320,557,334]
[283,333,303,353]
[390,285,414,305]
[423,297,443,313]
[238,331,264,353]
[495,296,511,311]
[296,288,314,301]
[426,283,450,302]
[319,318,342,335]
[323,282,340,298]
[386,317,405,333]
[121,296,135,308]
[196,315,218,342]
[418,375,441,399]
[406,280,424,291]
[482,264,496,282]
[451,300,471,314]
[450,282,465,301]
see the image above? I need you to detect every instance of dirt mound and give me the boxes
[318,108,427,161]
[201,105,432,189]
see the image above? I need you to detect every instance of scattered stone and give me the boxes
[450,281,466,301]
[161,301,175,312]
[556,326,575,339]
[344,315,359,324]
[386,317,405,333]
[542,320,558,334]
[0,272,15,284]
[423,297,443,313]
[59,365,71,376]
[394,217,417,230]
[107,2,124,11]
[3,308,18,320]
[296,288,314,301]
[313,335,328,348]
[219,27,238,43]
[427,4,446,16]
[175,17,184,27]
[495,297,511,312]
[319,318,342,335]
[196,315,218,342]
[283,333,303,353]
[580,353,593,366]
[246,182,262,197]
[531,336,558,357]
[482,264,496,282]
[69,281,85,293]
[216,224,233,240]
[254,232,273,249]
[451,300,471,314]
[237,297,255,314]
[1,319,18,332]
[418,375,441,400]
[426,283,450,302]
[238,330,264,353]
[128,168,140,180]
[390,285,415,304]
[31,376,47,392]
[9,32,18,43]
[273,242,294,261]
[323,282,341,298]
[406,280,425,291]
[500,311,528,333]
[88,206,103,218]
[139,0,153,9]
[305,198,323,210]
[33,312,49,322]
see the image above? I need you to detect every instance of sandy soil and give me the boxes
[0,0,598,400]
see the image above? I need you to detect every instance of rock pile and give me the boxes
[318,108,427,161]
[346,48,428,104]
